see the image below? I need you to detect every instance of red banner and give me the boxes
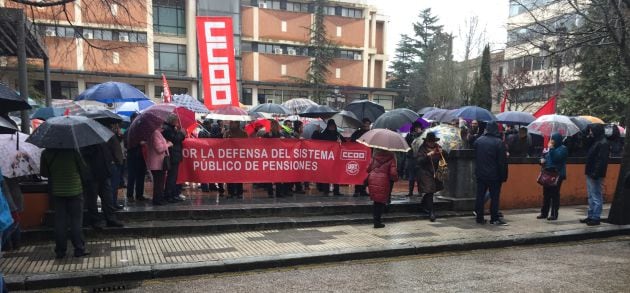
[196,16,239,110]
[533,95,557,118]
[178,138,371,184]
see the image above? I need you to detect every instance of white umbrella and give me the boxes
[0,133,43,178]
[527,114,580,137]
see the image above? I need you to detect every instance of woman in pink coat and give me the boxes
[145,128,172,205]
[367,149,398,228]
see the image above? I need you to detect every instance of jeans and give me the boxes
[110,164,123,204]
[406,162,418,195]
[165,161,180,200]
[475,179,502,222]
[53,195,85,256]
[126,148,146,199]
[586,176,604,220]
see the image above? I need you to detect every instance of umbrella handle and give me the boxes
[16,131,19,151]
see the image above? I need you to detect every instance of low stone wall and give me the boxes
[440,150,621,211]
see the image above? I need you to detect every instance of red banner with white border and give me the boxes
[178,138,371,184]
[196,16,239,109]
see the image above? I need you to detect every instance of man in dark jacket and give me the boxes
[350,118,371,197]
[473,121,508,226]
[314,120,344,195]
[81,143,123,229]
[581,124,610,226]
[162,114,186,203]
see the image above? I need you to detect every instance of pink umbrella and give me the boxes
[206,105,252,121]
[356,128,409,152]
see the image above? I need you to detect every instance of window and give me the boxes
[372,95,393,110]
[154,43,187,76]
[242,87,253,105]
[57,81,78,100]
[341,7,362,18]
[153,0,186,36]
[338,50,361,60]
[286,2,308,12]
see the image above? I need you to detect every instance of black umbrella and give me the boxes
[298,105,339,118]
[26,116,114,149]
[344,99,385,122]
[496,111,536,126]
[0,83,31,113]
[570,116,591,131]
[423,108,458,123]
[0,114,18,134]
[418,106,439,115]
[249,103,292,115]
[80,109,124,125]
[30,107,65,121]
[372,109,420,131]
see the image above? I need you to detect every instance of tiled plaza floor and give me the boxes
[0,204,613,277]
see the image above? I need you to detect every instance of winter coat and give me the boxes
[585,124,610,179]
[473,122,508,182]
[316,129,345,142]
[543,133,568,179]
[162,123,186,164]
[367,151,398,204]
[145,129,169,171]
[350,128,368,142]
[415,143,444,194]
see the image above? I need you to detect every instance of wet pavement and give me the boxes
[3,203,628,290]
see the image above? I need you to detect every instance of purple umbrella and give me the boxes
[398,118,430,133]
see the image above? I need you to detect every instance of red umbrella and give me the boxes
[244,118,271,136]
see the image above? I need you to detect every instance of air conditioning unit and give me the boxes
[287,48,297,55]
[353,54,361,60]
[259,2,267,8]
[274,48,284,54]
[83,32,93,39]
[119,35,129,42]
[45,29,56,37]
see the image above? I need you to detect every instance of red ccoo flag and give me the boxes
[162,73,172,103]
[500,90,508,113]
[533,95,557,118]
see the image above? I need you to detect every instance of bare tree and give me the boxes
[457,15,486,104]
[511,0,630,224]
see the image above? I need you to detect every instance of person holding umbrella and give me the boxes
[537,133,568,221]
[415,132,443,222]
[314,119,345,196]
[145,127,172,206]
[367,149,398,228]
[350,118,372,197]
[125,113,148,202]
[162,114,186,203]
[405,121,423,197]
[40,148,90,258]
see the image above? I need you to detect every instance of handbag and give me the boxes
[537,167,559,187]
[435,150,449,182]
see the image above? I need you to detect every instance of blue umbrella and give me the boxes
[454,106,496,122]
[114,100,155,116]
[75,81,149,103]
[423,108,458,123]
[496,111,535,125]
[30,107,65,120]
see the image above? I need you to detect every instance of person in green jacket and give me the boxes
[41,148,90,259]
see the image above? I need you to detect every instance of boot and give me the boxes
[426,194,436,222]
[419,194,429,214]
[548,209,558,221]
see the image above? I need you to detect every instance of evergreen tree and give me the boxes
[307,0,338,104]
[471,45,492,109]
[561,46,630,123]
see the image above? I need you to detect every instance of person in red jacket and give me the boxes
[367,149,399,228]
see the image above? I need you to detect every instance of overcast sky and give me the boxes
[367,0,509,64]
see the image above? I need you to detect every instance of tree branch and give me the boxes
[9,0,74,7]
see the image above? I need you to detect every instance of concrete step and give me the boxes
[23,210,462,242]
[41,198,452,226]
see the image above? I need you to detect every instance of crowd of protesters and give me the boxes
[0,110,625,261]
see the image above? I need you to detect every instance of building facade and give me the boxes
[0,0,396,109]
[504,0,582,111]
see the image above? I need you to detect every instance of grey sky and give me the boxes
[368,0,509,64]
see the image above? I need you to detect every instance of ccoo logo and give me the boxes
[341,149,367,161]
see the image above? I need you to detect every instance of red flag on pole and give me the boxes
[533,95,557,118]
[500,90,508,113]
[162,73,172,103]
